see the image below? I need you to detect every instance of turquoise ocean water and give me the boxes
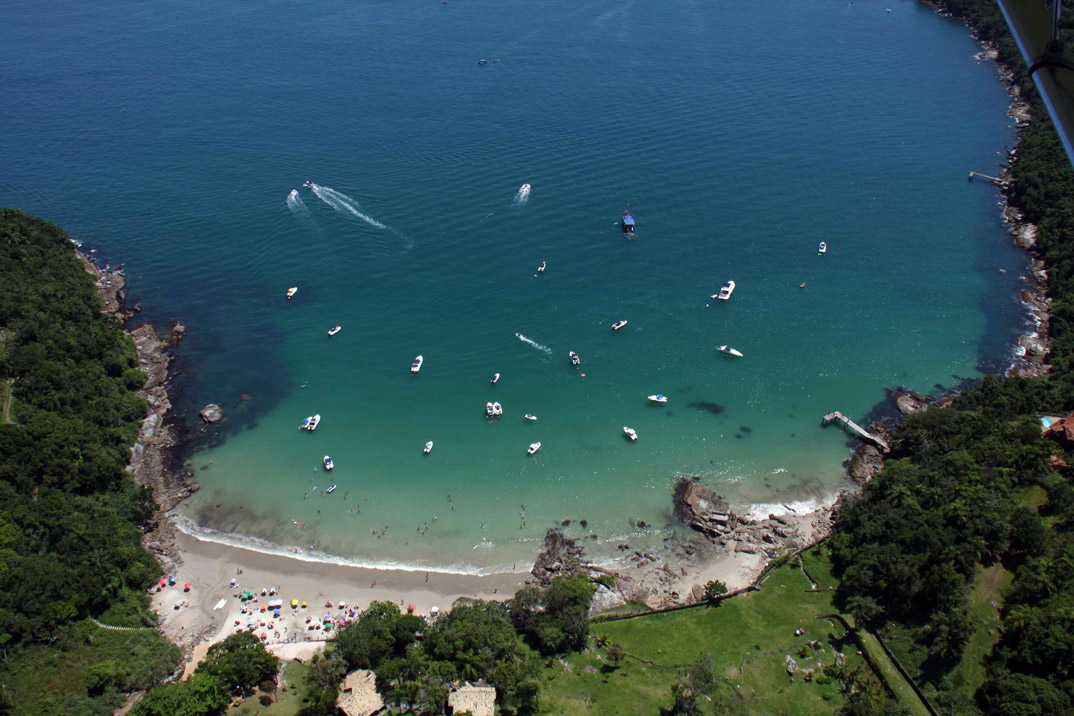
[0,0,1029,573]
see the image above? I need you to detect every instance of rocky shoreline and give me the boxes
[78,252,191,578]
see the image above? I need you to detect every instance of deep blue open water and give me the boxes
[0,0,1029,572]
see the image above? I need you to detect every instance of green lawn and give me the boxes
[540,559,868,715]
[947,563,1012,697]
[854,630,931,716]
[228,660,310,716]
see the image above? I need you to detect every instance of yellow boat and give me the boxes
[286,287,298,299]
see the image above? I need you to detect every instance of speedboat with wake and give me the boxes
[612,320,628,331]
[411,355,423,373]
[424,441,433,454]
[527,442,541,455]
[491,373,500,384]
[718,345,744,357]
[623,427,638,442]
[328,326,341,336]
[492,402,503,416]
[713,281,735,301]
[323,455,334,471]
[569,351,580,366]
[647,394,668,404]
[818,241,827,255]
[286,287,298,299]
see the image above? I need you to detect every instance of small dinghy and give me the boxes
[648,394,668,404]
[818,241,827,255]
[411,355,423,373]
[424,441,433,454]
[486,402,495,418]
[527,442,541,455]
[712,281,736,301]
[491,373,500,384]
[286,287,298,299]
[323,455,334,470]
[327,326,342,336]
[718,345,744,357]
[326,484,336,494]
[569,351,581,366]
[537,261,546,273]
[612,320,628,331]
[623,426,638,442]
[492,402,503,416]
[306,414,321,430]
[524,414,537,421]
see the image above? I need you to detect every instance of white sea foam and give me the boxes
[515,332,551,354]
[513,183,531,206]
[285,188,307,213]
[171,513,523,576]
[742,495,836,521]
[306,182,388,229]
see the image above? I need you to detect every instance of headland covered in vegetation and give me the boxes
[4,0,1074,713]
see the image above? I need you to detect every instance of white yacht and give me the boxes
[306,414,321,431]
[623,426,638,442]
[612,320,628,331]
[647,394,668,404]
[486,402,495,417]
[411,355,423,373]
[286,287,298,299]
[323,455,334,470]
[818,241,827,255]
[424,441,434,454]
[527,442,541,455]
[537,261,546,273]
[491,373,500,384]
[718,345,744,357]
[328,326,342,336]
[569,351,580,366]
[713,281,736,301]
[524,414,537,421]
[492,402,503,416]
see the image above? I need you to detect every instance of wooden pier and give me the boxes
[822,412,890,452]
[968,171,1004,185]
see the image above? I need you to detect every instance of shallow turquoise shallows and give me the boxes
[0,0,1029,573]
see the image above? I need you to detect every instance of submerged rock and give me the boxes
[200,404,223,423]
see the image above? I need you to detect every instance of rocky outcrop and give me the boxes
[892,388,931,416]
[674,478,737,537]
[530,529,588,585]
[846,444,884,484]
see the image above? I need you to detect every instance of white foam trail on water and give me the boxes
[307,182,388,230]
[513,183,531,206]
[742,494,837,521]
[285,189,308,213]
[516,333,551,354]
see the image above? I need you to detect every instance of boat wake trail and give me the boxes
[513,183,531,206]
[516,333,551,354]
[306,182,389,230]
[286,189,308,213]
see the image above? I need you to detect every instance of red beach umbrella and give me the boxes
[407,604,415,614]
[183,583,191,592]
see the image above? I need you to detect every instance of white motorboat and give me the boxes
[569,351,580,366]
[521,183,531,192]
[326,484,336,494]
[286,287,298,299]
[648,394,668,404]
[424,441,434,454]
[612,320,628,331]
[491,373,500,384]
[818,241,827,255]
[411,355,423,373]
[623,426,638,442]
[718,345,744,357]
[524,414,537,421]
[537,261,546,273]
[300,416,313,429]
[486,402,495,417]
[527,442,541,455]
[492,402,503,416]
[307,414,321,430]
[323,455,334,470]
[712,281,736,301]
[328,326,342,336]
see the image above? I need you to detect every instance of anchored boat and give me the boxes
[326,484,336,493]
[492,402,503,416]
[621,204,635,236]
[569,351,581,366]
[623,426,638,442]
[286,287,298,299]
[647,394,668,404]
[411,355,423,373]
[818,241,827,255]
[718,345,744,357]
[713,281,736,301]
[527,442,541,455]
[323,455,334,470]
[612,320,628,331]
[524,414,537,421]
[486,402,495,418]
[424,441,433,454]
[328,326,341,336]
[301,414,321,431]
[537,261,546,273]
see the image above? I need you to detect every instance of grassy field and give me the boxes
[947,563,1012,697]
[228,660,310,716]
[539,552,871,715]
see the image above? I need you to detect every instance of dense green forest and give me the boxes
[0,209,178,715]
[829,2,1074,714]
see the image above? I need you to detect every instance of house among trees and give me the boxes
[447,682,496,716]
[1043,413,1074,444]
[337,670,384,716]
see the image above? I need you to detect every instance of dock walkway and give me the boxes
[823,411,890,452]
